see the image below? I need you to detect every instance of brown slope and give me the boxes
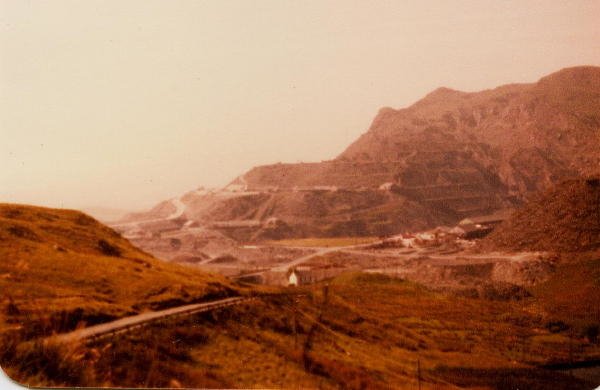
[480,177,600,252]
[202,189,449,238]
[0,203,236,337]
[339,66,600,194]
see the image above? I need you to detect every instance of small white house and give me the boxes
[288,270,299,286]
[263,217,281,228]
[459,218,474,226]
[401,237,416,248]
[416,232,435,241]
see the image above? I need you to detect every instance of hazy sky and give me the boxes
[2,1,600,211]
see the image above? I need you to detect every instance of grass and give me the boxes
[0,203,239,338]
[5,272,598,388]
[529,251,600,337]
[265,236,378,248]
[2,203,599,388]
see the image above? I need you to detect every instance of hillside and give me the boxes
[480,178,600,252]
[116,66,600,247]
[2,204,599,388]
[478,177,600,340]
[5,273,598,388]
[0,203,237,338]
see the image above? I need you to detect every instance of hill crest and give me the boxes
[0,203,235,336]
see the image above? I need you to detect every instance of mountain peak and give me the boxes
[415,86,466,106]
[537,65,600,86]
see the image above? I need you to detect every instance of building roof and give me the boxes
[459,209,513,225]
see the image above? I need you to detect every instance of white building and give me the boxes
[288,270,299,286]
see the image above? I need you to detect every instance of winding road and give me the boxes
[236,242,378,281]
[271,246,349,272]
[166,197,186,219]
[51,296,252,343]
[110,197,188,230]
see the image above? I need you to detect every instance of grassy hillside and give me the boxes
[530,251,600,333]
[481,178,600,252]
[478,176,600,343]
[5,273,598,388]
[0,203,237,338]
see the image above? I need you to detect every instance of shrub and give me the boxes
[97,239,121,257]
[545,320,569,333]
[0,335,93,387]
[583,324,599,343]
[7,225,39,241]
[169,238,182,250]
[5,296,20,316]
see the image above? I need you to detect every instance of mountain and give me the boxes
[0,203,236,337]
[115,66,600,246]
[244,66,600,200]
[340,66,600,191]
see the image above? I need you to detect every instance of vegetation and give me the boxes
[4,272,599,388]
[481,178,600,252]
[0,203,238,338]
[529,251,600,337]
[2,203,599,388]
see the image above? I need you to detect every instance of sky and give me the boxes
[1,0,600,212]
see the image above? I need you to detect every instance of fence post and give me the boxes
[417,358,421,390]
[293,297,298,350]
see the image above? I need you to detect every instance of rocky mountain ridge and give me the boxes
[115,66,600,245]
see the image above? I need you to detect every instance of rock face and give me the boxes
[118,66,600,241]
[247,66,600,200]
[339,66,600,194]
